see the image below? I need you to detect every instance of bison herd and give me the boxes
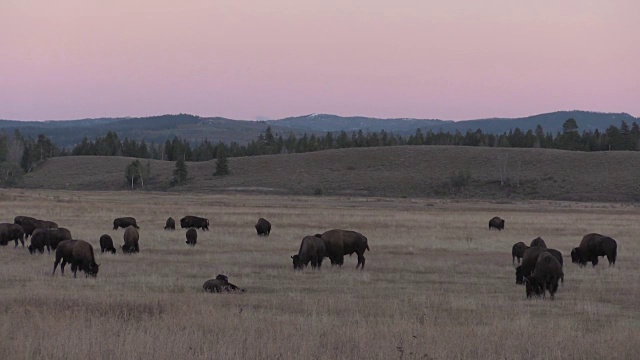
[491,215,619,301]
[1,213,620,299]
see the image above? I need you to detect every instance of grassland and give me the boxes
[0,190,638,359]
[22,146,640,201]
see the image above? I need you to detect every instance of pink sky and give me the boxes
[1,1,638,121]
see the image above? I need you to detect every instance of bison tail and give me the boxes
[366,244,370,251]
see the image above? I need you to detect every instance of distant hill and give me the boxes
[21,146,640,202]
[1,111,636,148]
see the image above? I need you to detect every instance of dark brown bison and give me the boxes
[488,216,505,230]
[524,252,564,300]
[180,216,209,231]
[121,226,140,253]
[52,240,100,278]
[0,223,25,247]
[319,229,370,269]
[571,233,617,267]
[43,220,58,229]
[113,217,139,230]
[291,235,326,270]
[28,228,73,253]
[530,237,547,248]
[99,234,116,254]
[15,217,49,239]
[255,218,271,236]
[164,217,176,230]
[512,242,528,264]
[186,228,197,246]
[203,274,245,293]
[516,246,564,285]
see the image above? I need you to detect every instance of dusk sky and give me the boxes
[1,1,638,121]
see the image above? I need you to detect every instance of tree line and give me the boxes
[1,118,640,186]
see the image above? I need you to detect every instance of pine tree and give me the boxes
[214,143,229,176]
[172,158,188,185]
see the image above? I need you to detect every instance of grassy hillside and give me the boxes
[20,146,640,201]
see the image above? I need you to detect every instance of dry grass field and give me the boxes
[21,146,640,201]
[0,189,639,359]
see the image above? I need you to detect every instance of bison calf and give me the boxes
[165,217,176,230]
[100,234,116,254]
[511,242,528,264]
[203,274,245,293]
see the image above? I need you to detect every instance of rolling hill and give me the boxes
[21,146,640,202]
[1,111,636,148]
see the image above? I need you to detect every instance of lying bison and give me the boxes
[488,216,505,231]
[255,218,271,236]
[52,240,100,278]
[186,228,197,246]
[319,230,370,269]
[203,274,244,293]
[530,237,547,248]
[512,242,528,264]
[100,234,116,254]
[164,217,176,230]
[516,246,564,285]
[180,216,209,231]
[113,217,139,230]
[524,252,564,300]
[0,223,24,247]
[292,235,326,270]
[571,233,617,267]
[121,226,140,253]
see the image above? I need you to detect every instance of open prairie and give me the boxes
[0,190,638,359]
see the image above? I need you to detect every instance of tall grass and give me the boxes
[0,190,638,359]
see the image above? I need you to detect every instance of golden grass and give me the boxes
[0,190,638,359]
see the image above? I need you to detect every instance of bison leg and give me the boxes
[71,264,78,278]
[357,254,366,269]
[607,254,615,267]
[52,259,60,276]
[591,257,599,267]
[310,256,318,269]
[60,259,67,275]
[317,258,323,269]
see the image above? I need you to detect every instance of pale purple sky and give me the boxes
[1,1,638,121]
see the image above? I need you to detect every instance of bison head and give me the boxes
[87,263,100,277]
[500,220,505,228]
[28,244,36,254]
[291,255,303,270]
[523,276,542,298]
[570,248,586,266]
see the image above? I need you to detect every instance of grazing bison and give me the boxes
[512,242,528,264]
[164,217,176,230]
[52,240,100,278]
[99,234,116,254]
[113,217,139,230]
[571,233,617,267]
[530,237,547,248]
[516,246,564,285]
[524,252,564,300]
[16,218,49,239]
[180,216,209,231]
[0,223,25,247]
[291,235,326,270]
[255,218,271,236]
[121,226,140,253]
[319,229,370,269]
[488,216,505,230]
[28,229,48,253]
[203,274,244,293]
[46,228,73,251]
[186,228,197,246]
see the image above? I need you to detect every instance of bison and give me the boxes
[0,223,25,247]
[524,252,564,300]
[203,274,245,293]
[15,217,49,239]
[180,216,209,231]
[52,239,100,278]
[255,218,271,236]
[571,233,617,267]
[164,217,176,230]
[113,217,139,230]
[516,246,564,285]
[319,229,370,269]
[488,216,505,231]
[512,242,528,264]
[530,237,547,248]
[121,226,140,253]
[46,228,73,252]
[28,229,49,253]
[99,234,116,254]
[291,235,326,270]
[43,220,58,229]
[186,228,197,246]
